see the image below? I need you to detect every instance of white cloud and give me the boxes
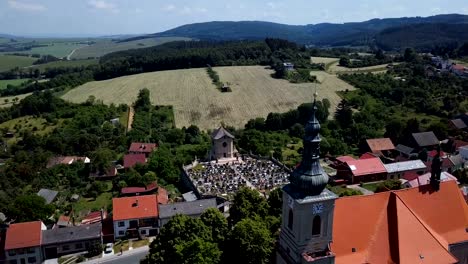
[88,0,119,13]
[431,7,442,13]
[8,0,46,12]
[163,4,176,11]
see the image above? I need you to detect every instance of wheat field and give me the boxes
[62,66,355,130]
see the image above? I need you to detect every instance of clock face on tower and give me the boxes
[312,203,324,215]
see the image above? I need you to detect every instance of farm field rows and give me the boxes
[62,66,355,130]
[71,37,191,59]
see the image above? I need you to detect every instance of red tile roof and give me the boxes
[359,152,378,160]
[366,138,395,152]
[332,181,468,264]
[5,221,43,250]
[345,158,386,177]
[121,182,158,195]
[81,211,107,225]
[112,195,158,221]
[129,143,157,153]
[428,150,446,158]
[123,154,146,168]
[336,156,355,163]
[157,187,169,204]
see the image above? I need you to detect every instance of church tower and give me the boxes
[277,92,337,264]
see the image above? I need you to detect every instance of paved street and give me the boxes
[81,246,149,264]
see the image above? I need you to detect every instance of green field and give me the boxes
[71,37,191,59]
[0,116,63,144]
[0,55,37,72]
[30,58,98,71]
[0,78,30,89]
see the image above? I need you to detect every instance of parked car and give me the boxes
[104,243,113,254]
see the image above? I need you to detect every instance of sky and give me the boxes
[0,0,467,37]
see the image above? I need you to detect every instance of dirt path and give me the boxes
[66,45,87,60]
[127,106,134,132]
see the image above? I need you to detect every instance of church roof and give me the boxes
[211,127,234,140]
[331,180,468,264]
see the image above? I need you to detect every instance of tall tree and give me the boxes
[8,195,55,222]
[334,99,353,128]
[200,208,228,244]
[228,187,269,226]
[134,88,151,112]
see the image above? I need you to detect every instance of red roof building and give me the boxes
[332,181,468,263]
[129,143,157,157]
[359,152,378,160]
[157,187,169,205]
[5,221,44,250]
[81,210,107,225]
[123,154,146,169]
[121,182,158,196]
[338,157,386,184]
[112,195,159,239]
[365,138,395,153]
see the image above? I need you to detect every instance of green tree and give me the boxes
[148,147,180,184]
[200,208,228,244]
[90,148,115,174]
[339,56,350,67]
[229,187,269,226]
[267,187,283,217]
[143,215,219,264]
[225,218,274,264]
[334,99,353,128]
[375,179,402,193]
[8,195,55,222]
[134,88,151,112]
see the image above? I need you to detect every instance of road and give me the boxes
[81,246,148,264]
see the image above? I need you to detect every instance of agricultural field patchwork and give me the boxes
[71,37,191,59]
[0,116,63,144]
[62,66,355,130]
[311,56,395,74]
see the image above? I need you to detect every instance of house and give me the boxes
[411,131,440,149]
[5,221,46,264]
[128,143,157,157]
[460,146,468,160]
[427,149,447,162]
[446,154,466,173]
[451,64,468,77]
[335,157,387,184]
[89,166,117,179]
[209,127,237,161]
[384,160,427,180]
[112,195,159,239]
[365,138,395,156]
[158,198,217,227]
[182,191,198,202]
[120,182,158,196]
[37,189,59,204]
[449,118,467,131]
[283,62,294,71]
[403,171,458,188]
[123,154,146,169]
[395,144,415,159]
[42,223,102,260]
[47,156,90,168]
[56,215,72,228]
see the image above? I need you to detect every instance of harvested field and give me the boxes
[0,93,31,108]
[311,56,396,74]
[62,66,355,130]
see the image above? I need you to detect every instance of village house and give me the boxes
[394,144,416,160]
[42,223,102,260]
[37,189,59,205]
[123,153,146,169]
[112,195,159,239]
[4,221,46,264]
[46,156,90,169]
[120,182,158,196]
[403,171,458,188]
[128,142,157,157]
[449,118,468,131]
[411,131,440,150]
[365,138,395,158]
[158,198,217,227]
[334,157,387,184]
[383,159,427,180]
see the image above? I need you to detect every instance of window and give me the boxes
[8,250,16,256]
[118,231,125,236]
[222,142,227,148]
[20,259,25,264]
[287,209,293,230]
[118,221,125,227]
[26,248,35,254]
[17,249,25,255]
[75,243,83,249]
[312,215,321,236]
[10,260,17,264]
[62,245,70,251]
[27,257,36,264]
[140,229,146,235]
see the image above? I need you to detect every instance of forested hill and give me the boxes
[123,14,468,49]
[376,23,468,51]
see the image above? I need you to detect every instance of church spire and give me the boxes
[289,91,329,196]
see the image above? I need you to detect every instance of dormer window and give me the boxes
[312,215,321,236]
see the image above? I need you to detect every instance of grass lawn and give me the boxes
[73,191,113,219]
[0,55,37,72]
[0,78,30,90]
[119,108,129,129]
[113,239,149,253]
[282,141,302,167]
[132,239,150,248]
[361,182,380,192]
[0,116,63,143]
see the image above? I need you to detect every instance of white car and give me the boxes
[104,243,113,254]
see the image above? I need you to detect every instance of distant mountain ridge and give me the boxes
[127,14,468,49]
